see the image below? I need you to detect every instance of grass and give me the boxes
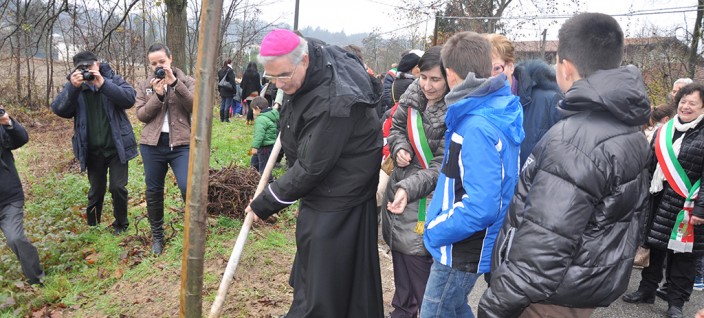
[0,104,295,316]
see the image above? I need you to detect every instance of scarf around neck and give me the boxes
[650,113,704,194]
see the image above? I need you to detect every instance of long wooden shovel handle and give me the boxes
[209,133,283,318]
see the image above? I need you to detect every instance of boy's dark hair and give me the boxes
[441,31,492,79]
[418,46,446,80]
[674,83,704,106]
[148,43,172,57]
[251,96,269,110]
[73,51,98,67]
[557,13,623,77]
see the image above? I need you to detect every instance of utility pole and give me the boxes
[539,29,547,62]
[687,0,703,79]
[294,0,300,30]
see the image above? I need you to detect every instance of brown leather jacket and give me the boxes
[135,67,195,147]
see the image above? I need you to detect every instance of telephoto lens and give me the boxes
[154,66,166,79]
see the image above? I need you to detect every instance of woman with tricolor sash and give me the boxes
[624,83,704,317]
[381,46,449,318]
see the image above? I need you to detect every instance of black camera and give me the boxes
[79,66,95,81]
[0,108,5,116]
[154,66,166,79]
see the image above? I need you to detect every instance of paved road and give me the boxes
[466,268,704,318]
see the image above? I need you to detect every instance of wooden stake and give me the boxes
[208,135,283,318]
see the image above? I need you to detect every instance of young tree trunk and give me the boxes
[165,0,188,71]
[179,0,223,315]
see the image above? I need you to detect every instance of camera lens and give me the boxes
[82,69,95,81]
[0,109,5,116]
[155,66,166,79]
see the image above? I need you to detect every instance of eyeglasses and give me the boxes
[263,63,299,82]
[492,64,505,75]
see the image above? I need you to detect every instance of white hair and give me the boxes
[674,78,693,86]
[258,36,308,65]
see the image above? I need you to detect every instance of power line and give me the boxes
[439,5,701,21]
[376,5,702,35]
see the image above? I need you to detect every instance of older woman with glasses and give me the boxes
[623,83,704,318]
[485,34,563,166]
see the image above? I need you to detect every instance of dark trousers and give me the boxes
[140,133,190,198]
[86,152,129,228]
[519,304,594,318]
[639,247,696,307]
[219,96,233,122]
[257,145,274,176]
[0,201,44,284]
[390,251,432,318]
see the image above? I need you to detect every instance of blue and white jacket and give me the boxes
[423,73,524,273]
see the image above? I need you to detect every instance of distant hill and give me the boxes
[296,26,368,46]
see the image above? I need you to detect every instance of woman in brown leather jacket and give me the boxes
[134,43,195,255]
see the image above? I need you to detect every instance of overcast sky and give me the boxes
[260,0,699,41]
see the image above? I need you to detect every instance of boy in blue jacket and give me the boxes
[420,31,524,318]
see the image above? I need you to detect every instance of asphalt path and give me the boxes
[466,268,704,318]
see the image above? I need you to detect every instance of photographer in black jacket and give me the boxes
[0,105,45,285]
[51,51,138,234]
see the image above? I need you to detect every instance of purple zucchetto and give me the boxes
[260,29,301,57]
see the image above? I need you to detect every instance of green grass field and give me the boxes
[0,105,296,317]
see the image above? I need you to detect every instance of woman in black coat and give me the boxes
[217,59,237,122]
[240,61,261,125]
[623,83,704,318]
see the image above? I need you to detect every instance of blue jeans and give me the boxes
[219,96,233,122]
[232,100,242,116]
[140,133,190,197]
[420,261,481,318]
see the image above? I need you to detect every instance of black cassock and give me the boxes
[250,39,384,318]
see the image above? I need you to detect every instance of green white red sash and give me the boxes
[654,118,699,253]
[407,107,433,235]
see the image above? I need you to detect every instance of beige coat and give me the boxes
[135,67,195,147]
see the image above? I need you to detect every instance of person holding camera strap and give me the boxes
[51,51,138,235]
[135,43,195,255]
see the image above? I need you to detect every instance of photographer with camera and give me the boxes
[135,43,195,255]
[51,51,138,235]
[0,105,45,286]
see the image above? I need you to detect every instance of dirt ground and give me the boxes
[64,226,397,318]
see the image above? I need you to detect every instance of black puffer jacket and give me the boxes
[479,66,652,317]
[391,72,415,105]
[646,120,704,254]
[382,79,447,256]
[249,38,382,219]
